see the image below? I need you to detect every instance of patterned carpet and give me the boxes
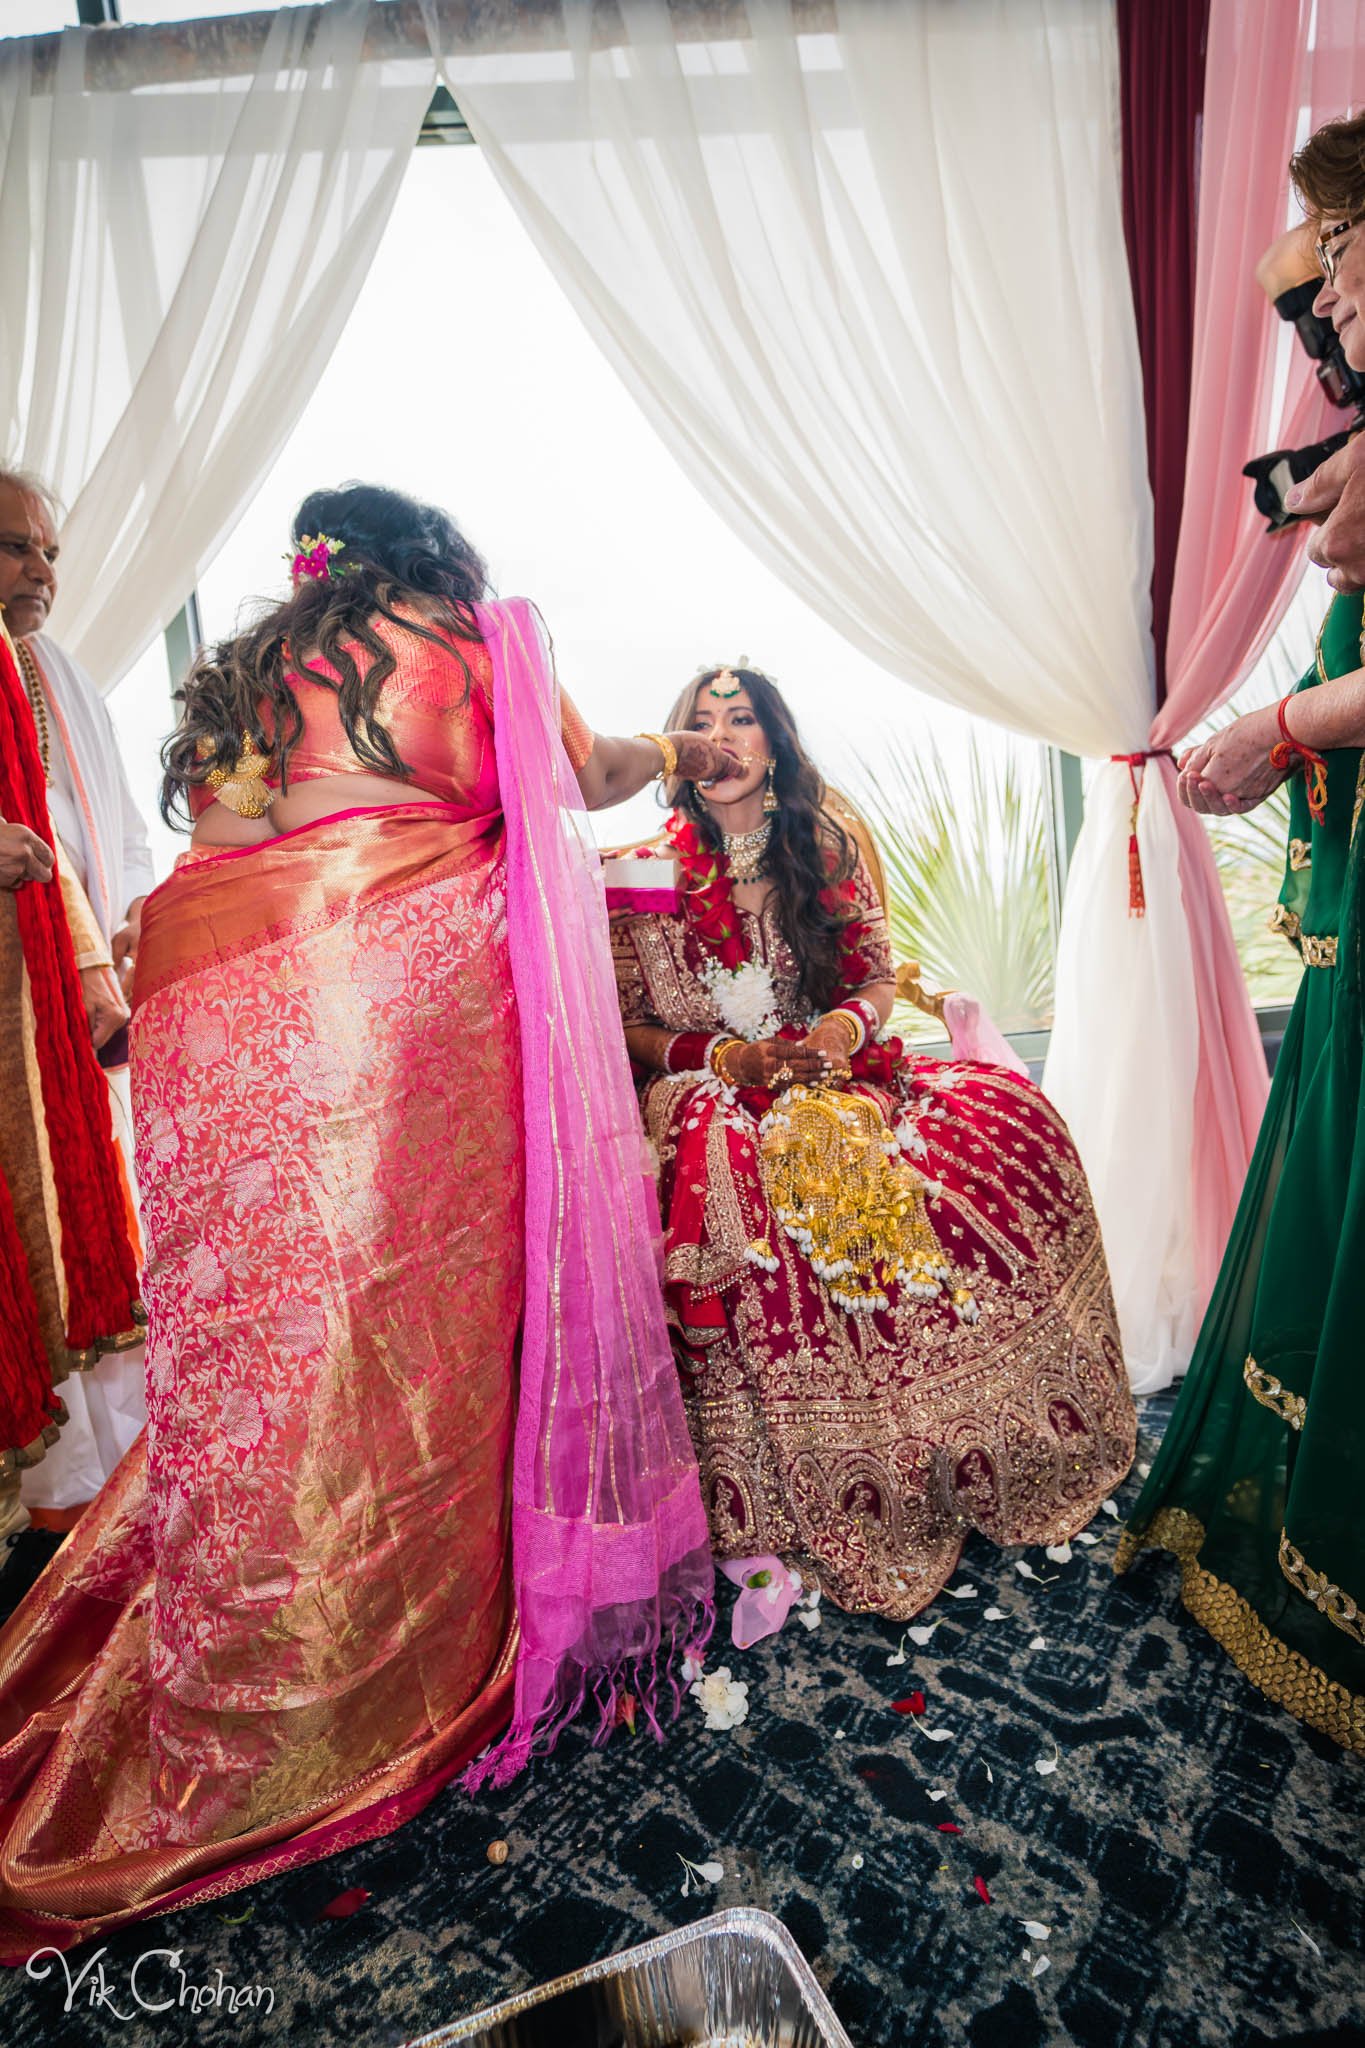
[1,1410,1362,2048]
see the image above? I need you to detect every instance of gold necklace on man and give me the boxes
[13,635,51,778]
[721,818,773,882]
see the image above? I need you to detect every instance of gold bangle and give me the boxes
[709,1036,744,1083]
[826,1009,861,1048]
[636,731,679,781]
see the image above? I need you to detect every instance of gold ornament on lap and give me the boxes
[753,1083,973,1320]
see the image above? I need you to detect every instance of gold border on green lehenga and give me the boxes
[1241,1354,1306,1431]
[1115,1510,1365,1754]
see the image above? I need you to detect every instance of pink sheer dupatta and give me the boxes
[469,598,715,1788]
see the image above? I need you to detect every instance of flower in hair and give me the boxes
[287,533,348,585]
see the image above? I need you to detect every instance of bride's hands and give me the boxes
[725,1037,827,1090]
[672,732,740,785]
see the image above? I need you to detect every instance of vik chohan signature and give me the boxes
[27,1945,276,2019]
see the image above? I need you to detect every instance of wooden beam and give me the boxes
[17,1,840,92]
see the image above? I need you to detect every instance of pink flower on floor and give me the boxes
[220,1386,264,1452]
[721,1554,802,1649]
[277,1299,326,1359]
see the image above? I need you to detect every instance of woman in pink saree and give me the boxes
[0,485,724,1957]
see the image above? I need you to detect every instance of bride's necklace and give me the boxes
[721,818,773,883]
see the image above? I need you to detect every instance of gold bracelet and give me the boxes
[825,1008,862,1049]
[709,1036,745,1083]
[636,731,679,781]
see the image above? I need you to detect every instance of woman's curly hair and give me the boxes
[1291,110,1365,227]
[161,482,489,826]
[661,666,857,1013]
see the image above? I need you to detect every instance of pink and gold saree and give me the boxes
[0,598,712,1957]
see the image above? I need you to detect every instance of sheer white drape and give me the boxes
[0,1,433,690]
[426,0,1195,1385]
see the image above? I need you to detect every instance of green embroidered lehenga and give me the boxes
[1117,592,1365,1753]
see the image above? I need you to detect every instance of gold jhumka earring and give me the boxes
[762,758,779,813]
[203,732,275,819]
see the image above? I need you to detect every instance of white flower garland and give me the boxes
[701,958,781,1042]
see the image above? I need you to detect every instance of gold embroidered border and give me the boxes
[1288,838,1312,871]
[1302,933,1338,968]
[1242,1354,1306,1432]
[1117,1506,1365,1753]
[1279,1531,1365,1647]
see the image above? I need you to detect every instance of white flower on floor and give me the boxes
[1034,1740,1061,1777]
[1100,1498,1120,1518]
[983,1607,1007,1621]
[907,1622,939,1646]
[1044,1541,1072,1564]
[690,1665,750,1731]
[677,1853,724,1897]
[1030,1956,1051,1979]
[1028,1636,1048,1651]
[945,1584,977,1600]
[1074,1531,1101,1547]
[681,1651,706,1684]
[1019,1921,1051,1941]
[795,1586,822,1631]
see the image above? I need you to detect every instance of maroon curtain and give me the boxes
[1117,0,1211,705]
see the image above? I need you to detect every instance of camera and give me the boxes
[1244,256,1365,531]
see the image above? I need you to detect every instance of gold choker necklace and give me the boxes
[721,819,773,883]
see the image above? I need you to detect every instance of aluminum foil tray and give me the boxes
[402,1907,855,2048]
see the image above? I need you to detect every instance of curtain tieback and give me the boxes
[1108,751,1173,917]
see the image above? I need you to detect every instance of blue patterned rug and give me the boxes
[1,1408,1362,2048]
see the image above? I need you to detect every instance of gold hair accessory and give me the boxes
[636,732,679,781]
[756,1084,972,1319]
[708,668,744,700]
[205,731,275,819]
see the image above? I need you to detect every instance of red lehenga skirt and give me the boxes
[645,1053,1135,1617]
[0,805,523,1958]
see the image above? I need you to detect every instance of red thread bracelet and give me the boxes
[1268,696,1329,825]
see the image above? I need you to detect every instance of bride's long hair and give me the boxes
[663,666,857,1013]
[160,482,489,825]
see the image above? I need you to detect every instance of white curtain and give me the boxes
[0,1,434,691]
[425,0,1196,1387]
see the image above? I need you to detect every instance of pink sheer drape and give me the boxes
[1143,0,1365,1307]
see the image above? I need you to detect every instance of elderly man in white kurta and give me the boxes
[0,468,154,1528]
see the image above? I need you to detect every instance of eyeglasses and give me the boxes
[1315,214,1363,284]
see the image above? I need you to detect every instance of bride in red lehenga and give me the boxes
[610,665,1135,1617]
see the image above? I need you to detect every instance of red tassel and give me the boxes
[1127,819,1146,917]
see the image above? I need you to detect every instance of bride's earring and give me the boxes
[762,758,779,813]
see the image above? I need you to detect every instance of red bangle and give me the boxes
[1269,695,1329,825]
[665,1031,721,1075]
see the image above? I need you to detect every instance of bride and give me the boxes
[610,664,1136,1616]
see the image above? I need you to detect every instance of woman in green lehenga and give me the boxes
[1118,116,1365,1754]
[1117,591,1365,1752]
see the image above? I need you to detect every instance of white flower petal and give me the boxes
[924,1728,954,1742]
[907,1624,939,1646]
[1100,1498,1120,1519]
[1034,1758,1058,1776]
[1136,1461,1152,1479]
[886,1649,907,1667]
[945,1585,978,1600]
[982,1606,1007,1621]
[1290,1918,1322,1957]
[1020,1921,1051,1941]
[696,1861,724,1884]
[984,1763,994,1784]
[1028,1636,1048,1651]
[1014,1561,1040,1581]
[927,1789,950,1802]
[850,1853,864,1870]
[1044,1542,1072,1564]
[1031,1956,1051,1979]
[796,1608,821,1630]
[1074,1531,1101,1546]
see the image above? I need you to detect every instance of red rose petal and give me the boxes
[936,1823,963,1833]
[318,1886,371,1919]
[972,1876,992,1905]
[892,1691,927,1716]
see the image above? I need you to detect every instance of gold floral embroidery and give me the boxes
[1242,1354,1306,1432]
[1267,902,1301,950]
[1279,1531,1365,1646]
[1288,838,1312,871]
[1117,1507,1365,1754]
[1302,934,1338,968]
